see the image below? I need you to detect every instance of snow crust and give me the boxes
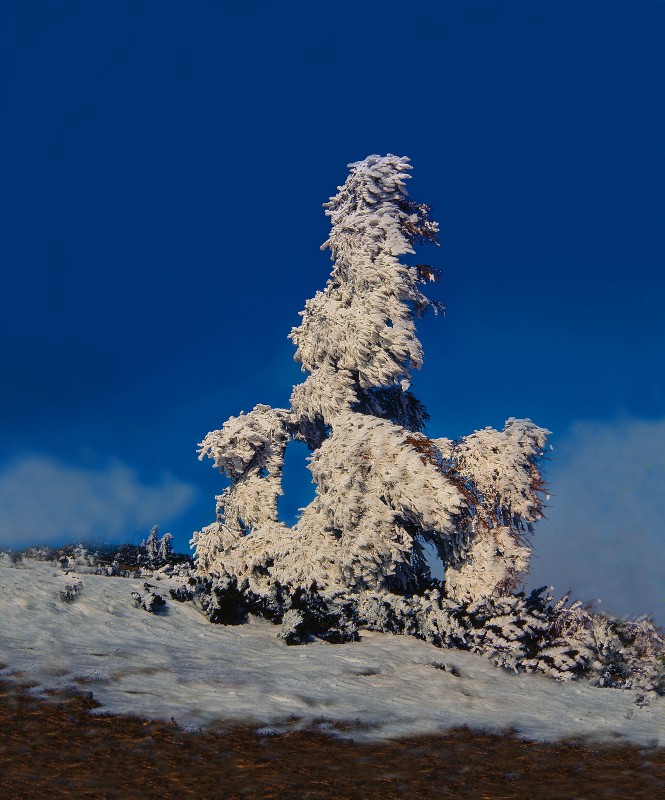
[1,558,662,747]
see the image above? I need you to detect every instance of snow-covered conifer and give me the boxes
[140,525,176,569]
[190,157,663,696]
[157,532,174,564]
[142,525,160,566]
[194,154,549,606]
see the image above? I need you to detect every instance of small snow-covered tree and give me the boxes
[157,531,174,563]
[139,525,174,569]
[193,155,550,605]
[142,525,160,567]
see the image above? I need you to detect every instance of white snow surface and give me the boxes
[1,558,662,747]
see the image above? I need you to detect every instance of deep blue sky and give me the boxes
[1,1,663,621]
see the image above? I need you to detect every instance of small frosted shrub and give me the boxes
[131,583,167,613]
[59,581,83,603]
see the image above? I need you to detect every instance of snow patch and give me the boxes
[0,558,662,747]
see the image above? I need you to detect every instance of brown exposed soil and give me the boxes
[1,679,663,799]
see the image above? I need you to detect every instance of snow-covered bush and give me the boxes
[192,155,664,692]
[131,583,167,613]
[59,580,83,603]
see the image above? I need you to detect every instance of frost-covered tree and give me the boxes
[193,155,550,605]
[142,525,161,568]
[157,531,174,564]
[139,525,174,569]
[171,155,665,691]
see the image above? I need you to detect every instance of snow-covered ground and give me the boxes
[1,557,662,747]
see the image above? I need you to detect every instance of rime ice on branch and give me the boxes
[193,154,550,604]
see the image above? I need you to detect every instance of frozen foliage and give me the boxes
[193,155,664,694]
[195,155,547,601]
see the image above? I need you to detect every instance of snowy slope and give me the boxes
[0,557,662,746]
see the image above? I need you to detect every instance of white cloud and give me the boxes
[0,454,198,548]
[528,416,665,625]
